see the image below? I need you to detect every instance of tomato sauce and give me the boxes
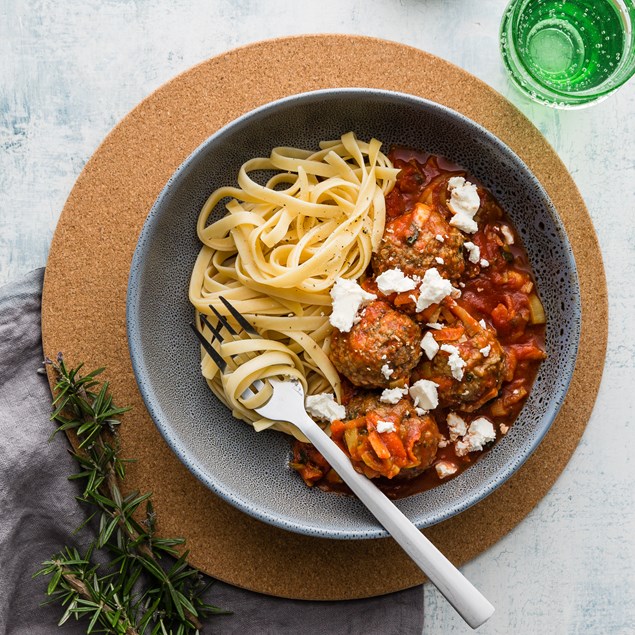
[291,148,547,499]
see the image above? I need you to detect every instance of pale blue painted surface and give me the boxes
[1,1,633,633]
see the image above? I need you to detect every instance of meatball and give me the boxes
[333,393,442,480]
[329,301,422,388]
[373,203,466,281]
[345,391,386,419]
[411,300,505,411]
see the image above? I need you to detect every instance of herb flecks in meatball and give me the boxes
[331,394,442,480]
[329,301,422,389]
[411,299,505,412]
[373,203,466,281]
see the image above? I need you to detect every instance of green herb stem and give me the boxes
[34,354,227,634]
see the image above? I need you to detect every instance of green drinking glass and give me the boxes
[500,0,635,108]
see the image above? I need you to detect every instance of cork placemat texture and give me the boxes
[41,35,608,600]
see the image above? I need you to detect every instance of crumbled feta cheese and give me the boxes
[454,440,469,456]
[375,268,417,294]
[447,177,480,214]
[440,344,466,380]
[447,177,480,234]
[415,407,428,417]
[435,257,445,265]
[435,234,445,242]
[463,241,480,264]
[421,331,440,360]
[435,461,458,479]
[480,258,489,268]
[500,423,509,435]
[450,214,478,234]
[459,281,465,288]
[480,344,491,357]
[415,268,454,312]
[479,319,487,329]
[438,437,449,448]
[376,420,396,434]
[305,393,346,423]
[447,412,468,441]
[426,322,443,330]
[380,386,408,404]
[455,417,496,456]
[380,363,394,380]
[329,278,376,333]
[500,225,515,244]
[409,379,439,410]
[471,416,497,440]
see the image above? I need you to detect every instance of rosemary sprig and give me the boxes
[34,354,228,634]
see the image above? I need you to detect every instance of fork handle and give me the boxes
[295,412,495,630]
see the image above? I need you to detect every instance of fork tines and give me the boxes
[189,322,227,373]
[191,297,258,375]
[208,303,237,336]
[199,313,222,341]
[219,296,258,335]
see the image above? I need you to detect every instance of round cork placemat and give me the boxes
[41,35,607,600]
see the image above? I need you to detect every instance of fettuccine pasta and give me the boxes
[189,132,398,439]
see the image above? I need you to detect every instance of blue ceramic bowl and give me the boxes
[127,89,580,539]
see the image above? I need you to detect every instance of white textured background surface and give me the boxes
[1,1,633,633]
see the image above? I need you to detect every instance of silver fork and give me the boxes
[191,297,495,630]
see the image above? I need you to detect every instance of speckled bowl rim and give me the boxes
[127,88,581,539]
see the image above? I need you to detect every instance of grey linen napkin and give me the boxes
[0,269,424,635]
